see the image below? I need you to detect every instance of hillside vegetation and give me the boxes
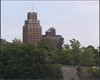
[0,38,99,79]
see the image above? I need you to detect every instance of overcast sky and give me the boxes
[1,0,99,48]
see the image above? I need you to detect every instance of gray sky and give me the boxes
[1,1,99,48]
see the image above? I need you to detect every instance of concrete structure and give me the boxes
[23,12,42,46]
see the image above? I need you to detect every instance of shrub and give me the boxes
[89,67,100,79]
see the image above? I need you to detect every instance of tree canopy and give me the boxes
[0,38,99,79]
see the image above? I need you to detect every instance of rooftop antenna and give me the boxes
[32,2,33,12]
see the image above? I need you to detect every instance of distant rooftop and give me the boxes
[46,27,55,32]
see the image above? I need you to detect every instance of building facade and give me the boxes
[42,27,63,48]
[23,12,42,46]
[23,11,63,47]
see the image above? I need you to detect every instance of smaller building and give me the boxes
[0,39,6,47]
[42,27,63,48]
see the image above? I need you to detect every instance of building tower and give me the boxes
[23,11,42,46]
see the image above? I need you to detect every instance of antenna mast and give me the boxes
[32,2,33,12]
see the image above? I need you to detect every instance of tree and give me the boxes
[0,39,7,49]
[63,44,70,49]
[38,38,53,51]
[69,38,81,65]
[59,49,74,65]
[0,38,62,79]
[81,48,95,66]
[57,38,64,51]
[87,45,100,66]
[12,38,22,44]
[70,38,81,49]
[58,39,82,65]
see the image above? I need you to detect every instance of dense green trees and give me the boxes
[59,38,99,66]
[0,38,99,79]
[90,67,100,79]
[0,38,62,79]
[80,48,95,66]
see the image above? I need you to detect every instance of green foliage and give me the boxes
[80,48,95,66]
[57,38,97,67]
[87,45,100,66]
[59,49,74,65]
[0,38,62,79]
[46,64,63,79]
[70,39,81,65]
[0,38,99,79]
[38,38,53,51]
[0,39,6,48]
[63,44,70,49]
[89,67,100,79]
[60,39,82,65]
[70,38,81,48]
[57,38,64,51]
[12,38,22,44]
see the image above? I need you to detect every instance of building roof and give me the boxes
[42,35,62,39]
[46,27,55,32]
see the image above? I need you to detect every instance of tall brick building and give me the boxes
[23,12,42,46]
[23,11,63,47]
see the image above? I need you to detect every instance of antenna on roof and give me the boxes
[32,2,33,12]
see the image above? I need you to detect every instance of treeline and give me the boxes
[0,38,99,79]
[58,39,99,66]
